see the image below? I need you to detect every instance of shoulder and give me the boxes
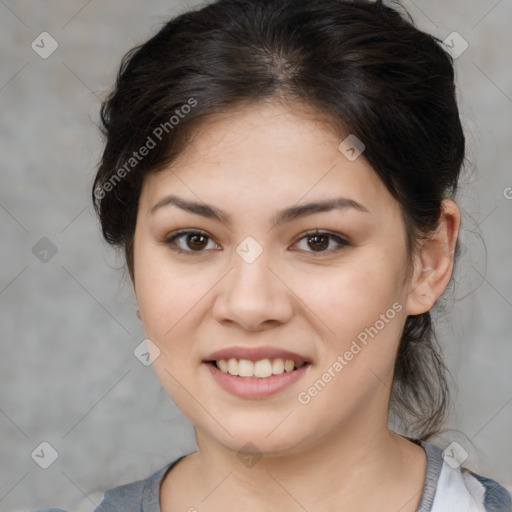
[33,510,70,512]
[461,468,512,512]
[94,457,184,512]
[31,481,146,512]
[33,456,186,512]
[93,477,145,512]
[419,441,511,512]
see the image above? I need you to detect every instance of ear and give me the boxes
[406,199,461,316]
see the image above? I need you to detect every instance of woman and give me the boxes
[39,0,511,510]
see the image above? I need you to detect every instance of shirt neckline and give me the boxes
[415,440,444,512]
[142,440,443,512]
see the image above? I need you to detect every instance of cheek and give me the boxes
[292,266,406,426]
[134,240,211,334]
[136,256,207,415]
[297,255,404,339]
[294,253,407,403]
[133,243,220,409]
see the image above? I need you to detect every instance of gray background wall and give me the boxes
[1,1,511,510]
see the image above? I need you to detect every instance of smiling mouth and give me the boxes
[207,358,310,379]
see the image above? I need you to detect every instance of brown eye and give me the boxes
[307,234,329,251]
[186,233,208,250]
[293,230,350,255]
[165,229,219,253]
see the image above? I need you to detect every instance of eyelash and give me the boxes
[163,229,350,256]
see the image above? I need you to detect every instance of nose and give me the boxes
[211,247,294,331]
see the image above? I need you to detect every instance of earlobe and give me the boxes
[405,199,461,316]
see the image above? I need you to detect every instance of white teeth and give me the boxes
[238,359,254,377]
[215,357,305,378]
[217,359,228,373]
[272,358,284,374]
[227,358,238,376]
[284,359,295,372]
[254,359,273,378]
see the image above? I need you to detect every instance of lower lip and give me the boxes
[205,363,311,399]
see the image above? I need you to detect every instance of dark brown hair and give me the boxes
[92,0,465,439]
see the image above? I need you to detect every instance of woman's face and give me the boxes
[133,101,416,457]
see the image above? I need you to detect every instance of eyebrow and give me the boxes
[149,194,370,225]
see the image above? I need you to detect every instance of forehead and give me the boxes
[139,101,397,216]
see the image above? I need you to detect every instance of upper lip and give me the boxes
[205,346,309,365]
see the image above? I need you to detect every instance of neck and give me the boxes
[179,420,426,511]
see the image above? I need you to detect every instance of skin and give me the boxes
[132,99,460,511]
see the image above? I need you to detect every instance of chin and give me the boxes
[195,412,316,458]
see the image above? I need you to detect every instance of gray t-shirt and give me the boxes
[36,441,511,512]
